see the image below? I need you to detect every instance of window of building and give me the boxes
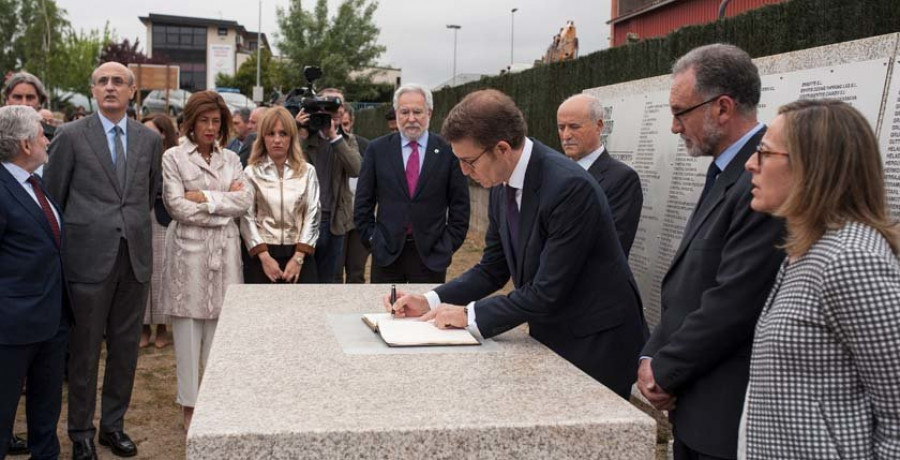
[151,24,207,51]
[218,27,228,36]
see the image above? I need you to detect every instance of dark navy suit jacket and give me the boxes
[435,140,648,398]
[641,128,785,457]
[354,131,469,272]
[587,148,643,257]
[0,165,68,345]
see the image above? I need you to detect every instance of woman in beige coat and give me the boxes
[160,91,252,430]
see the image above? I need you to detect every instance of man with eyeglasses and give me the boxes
[43,61,162,460]
[636,44,785,460]
[354,83,469,283]
[386,89,646,399]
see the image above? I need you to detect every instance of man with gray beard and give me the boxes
[636,44,785,460]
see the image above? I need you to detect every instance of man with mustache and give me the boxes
[354,84,469,283]
[636,44,784,460]
[556,93,642,256]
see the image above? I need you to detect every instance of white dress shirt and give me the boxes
[423,138,535,333]
[576,146,604,171]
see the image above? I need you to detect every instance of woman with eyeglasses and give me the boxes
[738,99,900,459]
[241,106,320,284]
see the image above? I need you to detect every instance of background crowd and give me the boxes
[0,41,898,460]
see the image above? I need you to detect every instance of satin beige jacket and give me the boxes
[240,156,320,257]
[160,141,252,319]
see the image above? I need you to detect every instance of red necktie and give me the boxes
[27,176,61,248]
[406,141,420,197]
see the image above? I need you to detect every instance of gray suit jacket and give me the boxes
[44,113,162,283]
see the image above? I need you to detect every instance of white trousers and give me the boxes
[171,317,218,407]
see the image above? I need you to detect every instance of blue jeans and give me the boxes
[315,216,344,284]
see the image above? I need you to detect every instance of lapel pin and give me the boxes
[433,148,439,154]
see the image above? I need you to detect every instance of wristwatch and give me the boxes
[294,254,304,265]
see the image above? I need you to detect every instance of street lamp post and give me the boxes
[446,24,461,87]
[256,0,262,87]
[510,8,518,67]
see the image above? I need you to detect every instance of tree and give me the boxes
[0,0,69,82]
[277,0,386,101]
[0,0,19,74]
[215,49,288,100]
[100,38,167,65]
[15,0,70,90]
[53,25,112,110]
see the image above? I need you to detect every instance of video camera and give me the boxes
[283,66,342,133]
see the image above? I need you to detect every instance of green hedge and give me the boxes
[355,0,900,144]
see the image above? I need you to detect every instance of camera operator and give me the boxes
[295,87,361,283]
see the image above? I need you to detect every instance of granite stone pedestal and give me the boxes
[186,284,656,459]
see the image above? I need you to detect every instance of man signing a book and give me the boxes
[386,89,648,399]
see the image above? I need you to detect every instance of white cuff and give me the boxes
[423,291,441,311]
[466,301,483,340]
[202,191,217,213]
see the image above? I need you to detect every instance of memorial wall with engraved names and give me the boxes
[584,33,900,326]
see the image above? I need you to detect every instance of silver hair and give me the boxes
[393,84,433,111]
[672,43,760,116]
[0,105,42,162]
[89,62,136,86]
[3,71,49,106]
[562,93,605,123]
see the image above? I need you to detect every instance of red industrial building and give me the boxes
[609,0,787,47]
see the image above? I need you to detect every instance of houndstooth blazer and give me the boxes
[744,221,900,459]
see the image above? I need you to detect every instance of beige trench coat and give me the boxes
[160,141,252,319]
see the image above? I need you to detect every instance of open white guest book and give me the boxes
[361,313,481,347]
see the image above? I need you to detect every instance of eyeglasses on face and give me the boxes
[93,76,129,87]
[672,93,728,123]
[459,144,493,168]
[753,145,790,167]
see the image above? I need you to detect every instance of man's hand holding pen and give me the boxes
[382,290,429,317]
[382,290,467,329]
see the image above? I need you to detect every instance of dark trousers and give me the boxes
[240,237,253,283]
[673,432,733,460]
[334,228,369,283]
[67,240,148,441]
[371,238,446,283]
[314,215,344,284]
[244,245,318,284]
[0,321,68,460]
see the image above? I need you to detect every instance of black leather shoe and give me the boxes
[71,438,98,460]
[7,434,29,456]
[98,431,137,457]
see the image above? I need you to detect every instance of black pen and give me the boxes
[390,284,397,317]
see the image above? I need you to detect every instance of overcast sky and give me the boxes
[56,0,613,89]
